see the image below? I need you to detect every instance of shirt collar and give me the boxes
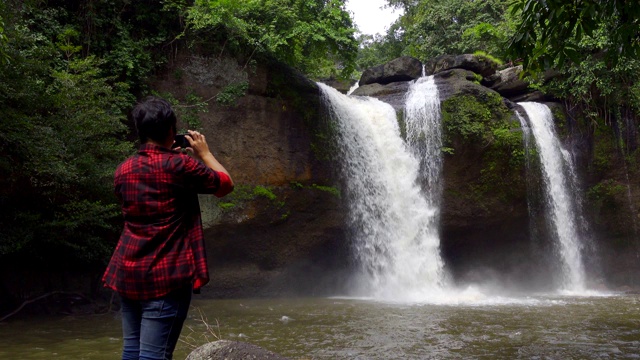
[138,143,179,154]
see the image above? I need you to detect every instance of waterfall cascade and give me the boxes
[317,80,595,300]
[518,102,587,291]
[346,82,359,95]
[318,77,446,301]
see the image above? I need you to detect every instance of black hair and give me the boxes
[131,96,177,144]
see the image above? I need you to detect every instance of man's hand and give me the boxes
[185,130,234,185]
[184,130,210,160]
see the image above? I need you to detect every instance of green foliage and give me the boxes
[472,50,503,66]
[587,179,626,217]
[58,0,184,94]
[588,179,625,201]
[185,0,358,78]
[183,91,209,127]
[0,6,132,266]
[0,11,7,63]
[311,184,341,198]
[492,127,526,167]
[508,0,640,72]
[253,185,277,201]
[226,184,257,202]
[442,94,498,144]
[183,55,249,104]
[217,202,236,210]
[213,184,287,212]
[56,26,82,60]
[441,92,524,200]
[355,27,405,71]
[463,23,511,58]
[441,146,455,155]
[290,181,304,189]
[442,92,512,139]
[470,72,483,84]
[101,21,160,93]
[385,0,512,60]
[591,126,618,175]
[525,14,640,160]
[154,90,208,130]
[216,81,249,106]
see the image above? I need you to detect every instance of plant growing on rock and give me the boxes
[182,0,358,79]
[441,91,526,202]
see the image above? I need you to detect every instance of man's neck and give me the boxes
[145,138,173,149]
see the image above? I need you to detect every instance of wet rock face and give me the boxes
[359,56,423,86]
[352,56,542,287]
[186,340,289,360]
[147,51,634,297]
[489,65,529,97]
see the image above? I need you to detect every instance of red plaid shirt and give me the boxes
[102,144,232,300]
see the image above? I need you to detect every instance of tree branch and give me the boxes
[0,291,93,322]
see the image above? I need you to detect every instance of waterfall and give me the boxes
[346,82,359,95]
[518,102,587,291]
[318,77,446,301]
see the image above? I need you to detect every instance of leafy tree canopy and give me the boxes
[0,0,362,272]
[182,0,359,78]
[355,24,405,71]
[507,0,640,71]
[382,0,512,61]
[0,3,133,267]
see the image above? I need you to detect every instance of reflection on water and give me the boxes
[1,294,639,359]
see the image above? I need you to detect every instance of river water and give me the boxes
[2,85,634,359]
[2,293,639,359]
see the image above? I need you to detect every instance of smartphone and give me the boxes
[172,134,191,149]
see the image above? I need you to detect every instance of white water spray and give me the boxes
[346,82,359,95]
[402,76,446,289]
[318,79,446,301]
[518,102,587,291]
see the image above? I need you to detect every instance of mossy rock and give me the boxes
[441,91,513,148]
[440,88,528,227]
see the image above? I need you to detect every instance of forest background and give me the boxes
[0,0,639,302]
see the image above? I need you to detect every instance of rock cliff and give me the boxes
[156,52,639,295]
[154,55,351,297]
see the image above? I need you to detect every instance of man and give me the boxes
[102,96,234,360]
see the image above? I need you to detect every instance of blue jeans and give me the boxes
[120,286,192,360]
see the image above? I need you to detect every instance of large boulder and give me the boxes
[350,81,411,110]
[489,65,529,97]
[488,66,563,101]
[186,340,289,360]
[434,68,500,102]
[424,54,498,78]
[359,56,423,86]
[509,90,548,103]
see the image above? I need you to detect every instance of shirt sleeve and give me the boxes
[181,155,222,194]
[214,171,233,198]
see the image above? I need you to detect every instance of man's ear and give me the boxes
[165,126,177,148]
